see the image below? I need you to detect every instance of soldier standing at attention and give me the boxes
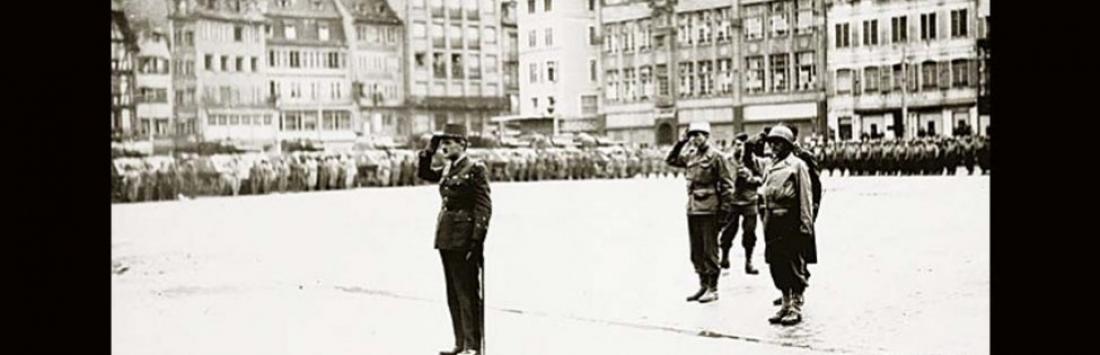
[761,125,817,326]
[719,133,763,275]
[418,124,492,355]
[666,122,737,303]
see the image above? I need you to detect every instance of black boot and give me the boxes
[780,290,804,326]
[698,274,719,303]
[719,248,731,269]
[744,248,759,275]
[686,274,707,302]
[769,290,790,324]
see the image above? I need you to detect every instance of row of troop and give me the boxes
[807,136,991,176]
[110,148,685,204]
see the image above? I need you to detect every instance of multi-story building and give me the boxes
[600,0,743,145]
[399,0,510,137]
[515,0,602,135]
[265,0,357,149]
[134,26,176,142]
[826,0,980,141]
[976,0,989,135]
[169,0,277,147]
[736,0,827,139]
[335,0,407,142]
[111,5,139,138]
[501,0,520,116]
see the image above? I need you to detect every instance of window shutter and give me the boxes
[853,69,861,95]
[880,65,891,93]
[938,61,951,89]
[969,59,978,87]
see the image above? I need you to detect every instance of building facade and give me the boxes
[735,0,827,140]
[112,7,139,138]
[265,0,358,149]
[134,27,176,142]
[400,0,510,137]
[502,0,520,116]
[516,0,602,135]
[336,0,407,143]
[600,0,746,146]
[169,0,277,148]
[976,0,989,135]
[826,0,980,141]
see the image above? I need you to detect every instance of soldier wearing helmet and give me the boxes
[666,122,737,304]
[761,125,817,326]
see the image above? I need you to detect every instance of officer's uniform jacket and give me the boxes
[666,142,737,215]
[419,153,493,251]
[762,153,818,262]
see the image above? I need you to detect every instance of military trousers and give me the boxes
[440,249,482,351]
[720,204,758,252]
[763,212,810,293]
[687,214,721,277]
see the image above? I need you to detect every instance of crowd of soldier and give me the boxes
[810,136,990,177]
[111,136,989,204]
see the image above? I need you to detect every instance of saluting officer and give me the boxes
[418,124,492,355]
[666,122,737,303]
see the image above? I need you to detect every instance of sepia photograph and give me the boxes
[110,0,991,354]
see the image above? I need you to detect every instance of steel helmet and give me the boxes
[687,122,711,135]
[766,125,795,145]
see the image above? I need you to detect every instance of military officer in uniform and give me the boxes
[761,125,817,326]
[666,122,737,303]
[719,133,762,275]
[418,124,492,355]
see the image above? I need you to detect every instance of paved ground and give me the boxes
[112,174,989,355]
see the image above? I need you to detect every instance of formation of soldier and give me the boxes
[810,135,991,177]
[111,135,989,204]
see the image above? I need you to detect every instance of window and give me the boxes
[469,56,481,79]
[432,24,445,48]
[412,22,427,38]
[221,56,229,71]
[836,69,852,94]
[745,5,764,40]
[746,56,764,94]
[717,59,733,94]
[544,0,552,12]
[605,70,618,100]
[545,28,553,47]
[530,63,538,83]
[304,112,318,131]
[328,52,342,69]
[185,30,194,45]
[290,51,300,68]
[698,61,713,96]
[234,26,243,42]
[451,54,464,78]
[891,16,908,43]
[770,54,788,92]
[864,66,879,92]
[528,0,535,14]
[450,24,463,48]
[285,24,297,40]
[319,24,330,41]
[835,23,850,48]
[951,9,968,38]
[531,97,539,110]
[862,20,878,46]
[582,95,598,115]
[892,64,903,91]
[464,0,478,20]
[656,64,669,96]
[679,62,694,97]
[467,26,481,49]
[795,51,815,91]
[921,13,937,40]
[312,0,324,10]
[770,2,789,38]
[486,55,498,73]
[880,65,893,93]
[205,54,213,70]
[448,0,462,18]
[922,60,937,89]
[589,26,597,45]
[236,57,244,72]
[528,30,537,48]
[589,59,597,82]
[431,0,445,17]
[640,66,653,98]
[485,27,497,44]
[251,57,258,72]
[433,53,447,78]
[795,0,814,35]
[546,61,557,83]
[415,52,427,70]
[952,59,970,87]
